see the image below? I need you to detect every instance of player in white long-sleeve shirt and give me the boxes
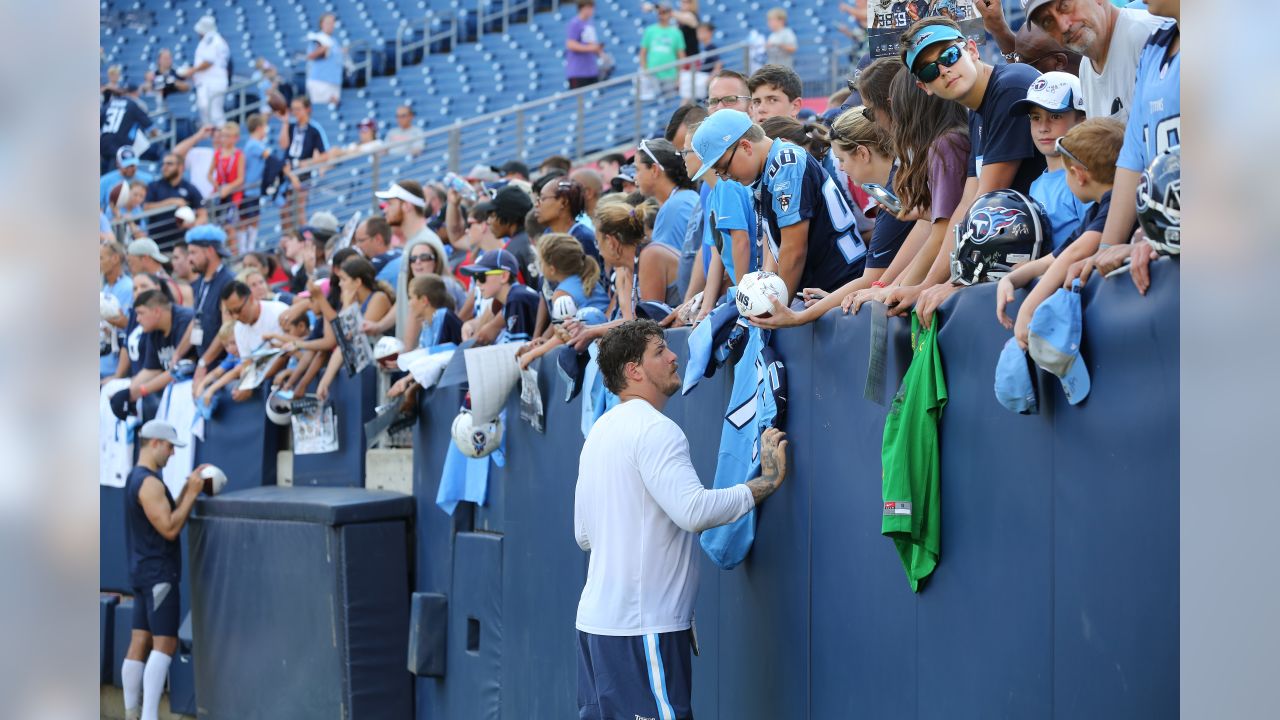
[574,319,788,720]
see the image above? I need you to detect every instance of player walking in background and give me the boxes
[121,421,209,720]
[575,320,789,720]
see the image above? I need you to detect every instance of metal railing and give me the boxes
[222,41,755,251]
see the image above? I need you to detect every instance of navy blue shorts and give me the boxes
[131,581,180,637]
[577,630,693,720]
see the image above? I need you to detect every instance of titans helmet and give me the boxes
[450,410,503,459]
[950,189,1050,285]
[1136,149,1180,256]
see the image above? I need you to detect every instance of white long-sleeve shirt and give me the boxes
[574,398,754,636]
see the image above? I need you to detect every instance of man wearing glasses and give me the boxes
[885,17,1045,327]
[690,108,864,302]
[700,70,759,285]
[219,280,289,400]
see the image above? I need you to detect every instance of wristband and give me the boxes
[871,281,887,289]
[197,358,207,368]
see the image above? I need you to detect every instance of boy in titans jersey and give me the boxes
[690,109,865,301]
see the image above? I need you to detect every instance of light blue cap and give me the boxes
[904,24,966,71]
[185,223,228,245]
[690,110,753,182]
[1028,279,1090,405]
[994,337,1037,414]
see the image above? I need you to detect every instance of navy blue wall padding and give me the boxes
[111,598,133,687]
[1051,260,1179,719]
[189,486,412,718]
[194,384,280,489]
[101,487,130,593]
[292,365,378,487]
[449,532,503,720]
[100,595,118,684]
[922,282,1056,717]
[499,348,589,719]
[167,652,196,716]
[408,592,449,677]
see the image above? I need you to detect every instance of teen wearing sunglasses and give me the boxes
[883,17,1046,328]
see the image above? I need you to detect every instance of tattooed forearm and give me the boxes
[746,428,788,505]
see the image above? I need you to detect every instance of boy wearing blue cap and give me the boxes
[460,248,543,345]
[1011,71,1090,252]
[890,16,1047,325]
[690,109,865,300]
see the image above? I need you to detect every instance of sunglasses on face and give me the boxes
[410,253,437,263]
[914,43,965,84]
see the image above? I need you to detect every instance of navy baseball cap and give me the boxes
[117,146,139,168]
[460,248,519,278]
[1028,279,1090,405]
[994,337,1038,414]
[690,109,753,181]
[903,24,966,71]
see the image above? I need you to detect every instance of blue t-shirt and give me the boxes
[100,169,156,210]
[141,305,197,372]
[555,273,610,312]
[653,188,699,250]
[757,140,865,293]
[1118,24,1180,174]
[966,63,1046,194]
[217,353,241,373]
[124,465,181,585]
[707,180,758,283]
[243,137,269,199]
[1029,168,1092,251]
[371,249,403,283]
[306,37,344,86]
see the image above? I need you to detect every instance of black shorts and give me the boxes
[131,581,181,637]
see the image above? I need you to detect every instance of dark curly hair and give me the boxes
[598,319,664,395]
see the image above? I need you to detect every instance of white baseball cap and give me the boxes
[1008,71,1085,117]
[139,419,188,447]
[374,182,426,208]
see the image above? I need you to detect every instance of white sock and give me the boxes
[141,650,172,720]
[122,658,145,712]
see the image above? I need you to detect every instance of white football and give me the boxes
[450,410,503,459]
[100,294,122,321]
[201,465,228,495]
[735,271,789,318]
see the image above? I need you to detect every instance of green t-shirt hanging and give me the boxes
[881,311,947,592]
[641,24,685,81]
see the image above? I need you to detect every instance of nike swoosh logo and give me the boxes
[871,247,894,259]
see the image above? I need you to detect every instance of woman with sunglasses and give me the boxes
[534,177,601,265]
[635,138,699,258]
[883,17,1044,326]
[386,220,461,346]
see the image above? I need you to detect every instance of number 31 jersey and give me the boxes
[755,139,866,293]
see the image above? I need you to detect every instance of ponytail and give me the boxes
[595,201,653,246]
[537,232,602,294]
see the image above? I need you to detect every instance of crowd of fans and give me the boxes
[100,0,1180,442]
